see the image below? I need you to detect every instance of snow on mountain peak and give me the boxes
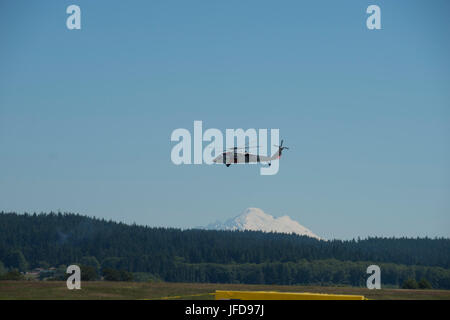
[205,208,321,240]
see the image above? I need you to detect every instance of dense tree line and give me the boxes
[1,212,449,288]
[161,260,450,289]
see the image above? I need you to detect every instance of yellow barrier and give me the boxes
[215,290,366,300]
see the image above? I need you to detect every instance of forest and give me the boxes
[1,212,449,288]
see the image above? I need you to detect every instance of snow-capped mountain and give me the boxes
[205,208,321,240]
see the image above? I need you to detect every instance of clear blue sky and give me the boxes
[1,0,449,239]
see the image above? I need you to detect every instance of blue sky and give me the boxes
[1,0,449,239]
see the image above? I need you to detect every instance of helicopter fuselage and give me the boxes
[213,150,280,166]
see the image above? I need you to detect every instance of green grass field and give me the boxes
[1,281,450,300]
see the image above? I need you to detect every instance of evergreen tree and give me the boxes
[80,265,98,281]
[0,269,24,280]
[402,278,418,289]
[417,278,432,289]
[0,261,7,275]
[80,256,100,270]
[6,250,28,272]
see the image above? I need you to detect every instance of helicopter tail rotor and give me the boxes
[273,139,290,157]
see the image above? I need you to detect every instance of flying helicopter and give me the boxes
[212,139,289,167]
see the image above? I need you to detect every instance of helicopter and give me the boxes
[212,139,289,167]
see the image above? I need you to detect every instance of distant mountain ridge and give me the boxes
[205,208,321,240]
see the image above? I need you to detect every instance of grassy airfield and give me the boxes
[0,281,449,300]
